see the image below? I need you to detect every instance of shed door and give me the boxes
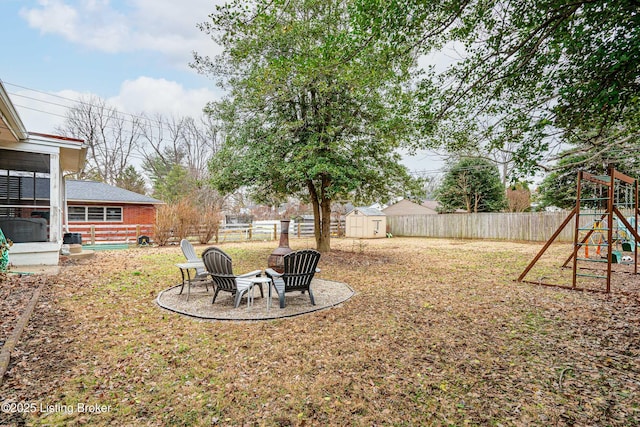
[348,214,365,237]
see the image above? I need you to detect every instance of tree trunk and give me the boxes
[307,178,332,253]
[318,194,331,253]
[465,196,472,213]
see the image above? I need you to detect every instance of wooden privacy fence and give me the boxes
[387,212,593,242]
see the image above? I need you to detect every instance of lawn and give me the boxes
[1,237,639,426]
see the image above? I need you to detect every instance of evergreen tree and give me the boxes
[192,0,421,252]
[115,166,147,195]
[436,158,506,213]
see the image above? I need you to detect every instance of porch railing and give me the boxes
[66,224,154,245]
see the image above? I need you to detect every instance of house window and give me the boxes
[106,207,121,221]
[68,206,123,222]
[68,207,86,221]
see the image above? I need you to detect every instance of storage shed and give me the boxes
[345,207,386,238]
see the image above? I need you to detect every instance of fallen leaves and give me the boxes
[1,239,639,426]
[0,274,45,346]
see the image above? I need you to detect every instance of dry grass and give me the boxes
[1,237,640,426]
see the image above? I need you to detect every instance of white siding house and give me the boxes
[0,80,87,266]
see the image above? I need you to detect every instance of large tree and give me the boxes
[355,0,640,177]
[58,95,143,184]
[192,0,420,252]
[140,113,224,206]
[115,165,147,194]
[140,114,221,183]
[436,157,506,213]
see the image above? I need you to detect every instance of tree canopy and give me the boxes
[537,143,640,209]
[193,0,422,252]
[355,0,640,178]
[58,95,142,185]
[436,157,506,213]
[115,165,147,195]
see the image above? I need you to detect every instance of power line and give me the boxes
[12,103,69,121]
[3,80,214,136]
[2,83,219,169]
[5,80,513,178]
[5,81,154,122]
[409,169,444,177]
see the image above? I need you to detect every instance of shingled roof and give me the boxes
[66,180,162,204]
[346,207,386,216]
[17,177,160,204]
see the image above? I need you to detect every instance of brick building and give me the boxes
[65,180,162,244]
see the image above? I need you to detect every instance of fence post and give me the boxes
[273,224,277,241]
[90,225,96,245]
[297,223,301,238]
[249,224,252,240]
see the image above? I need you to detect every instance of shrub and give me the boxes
[173,199,198,241]
[154,198,213,246]
[197,206,222,244]
[154,204,177,246]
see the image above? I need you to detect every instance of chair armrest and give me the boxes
[265,268,283,278]
[237,269,263,278]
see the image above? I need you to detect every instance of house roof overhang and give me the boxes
[29,132,87,173]
[0,81,28,143]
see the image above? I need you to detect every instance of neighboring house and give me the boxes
[65,180,163,244]
[0,80,87,266]
[293,214,315,225]
[345,207,386,238]
[545,205,564,212]
[8,177,163,244]
[383,199,439,216]
[224,213,253,225]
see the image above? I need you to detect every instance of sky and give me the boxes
[0,0,445,177]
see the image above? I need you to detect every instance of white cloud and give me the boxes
[108,76,219,119]
[19,0,222,60]
[20,0,126,53]
[11,87,92,134]
[11,77,219,135]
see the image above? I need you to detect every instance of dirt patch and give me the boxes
[321,249,394,267]
[0,274,77,426]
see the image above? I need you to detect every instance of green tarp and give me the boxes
[0,227,9,272]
